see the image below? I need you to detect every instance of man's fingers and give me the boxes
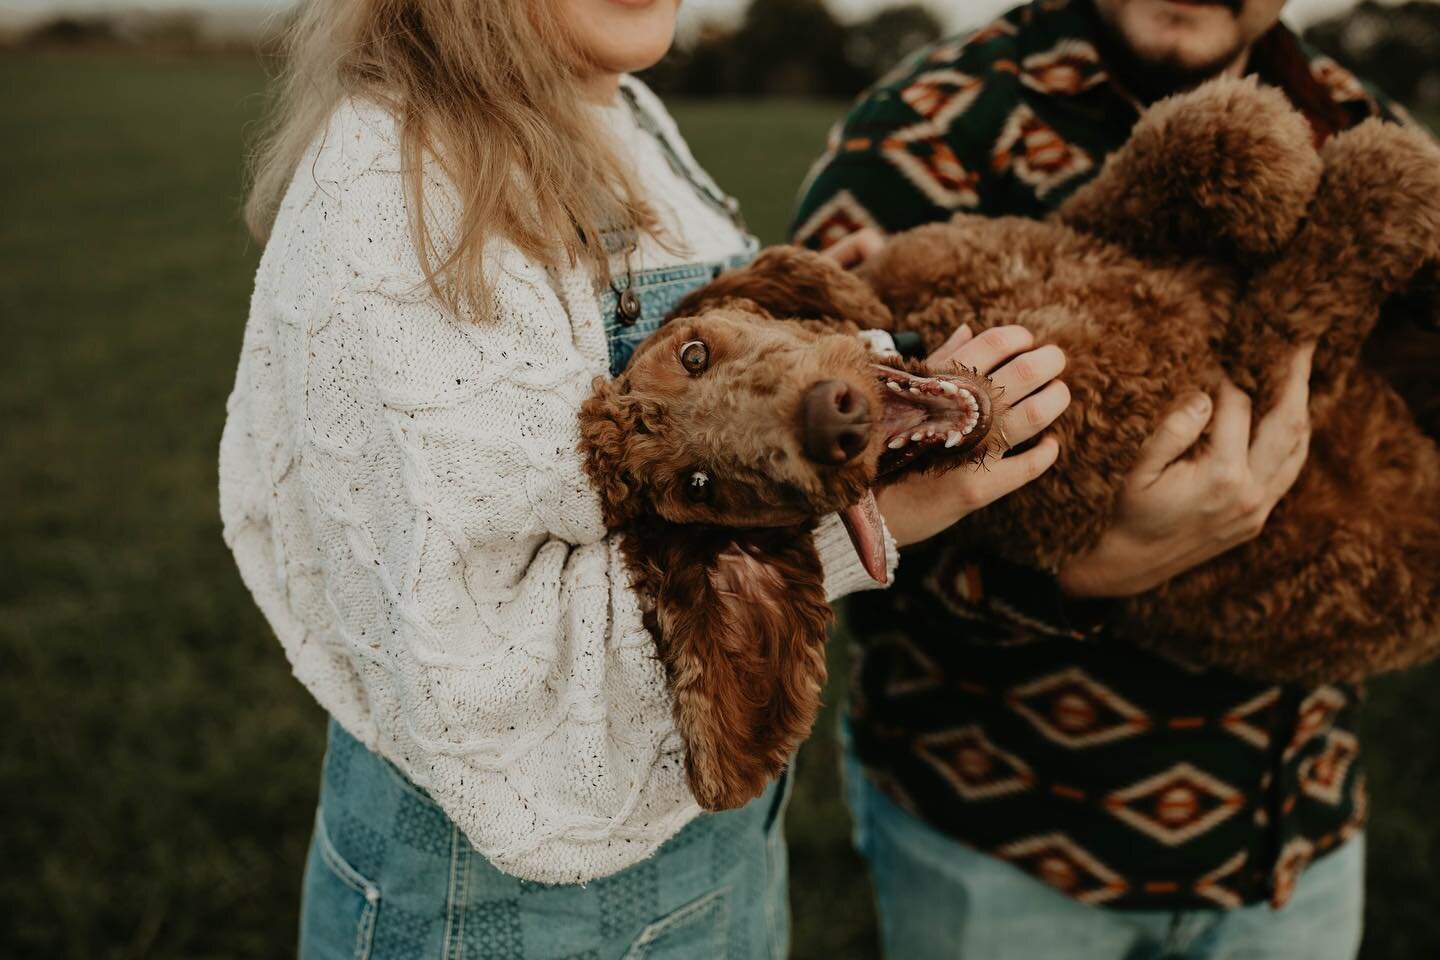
[928,323,974,364]
[991,344,1066,403]
[951,325,1036,376]
[1130,390,1213,488]
[1265,421,1312,505]
[1205,376,1253,465]
[1249,342,1315,476]
[821,228,885,269]
[998,379,1070,447]
[962,436,1060,513]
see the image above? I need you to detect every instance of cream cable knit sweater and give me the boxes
[220,77,896,884]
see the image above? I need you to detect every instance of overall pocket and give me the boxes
[622,888,730,960]
[299,810,381,960]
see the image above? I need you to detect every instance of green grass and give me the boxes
[1,51,1437,960]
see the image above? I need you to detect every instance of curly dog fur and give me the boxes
[673,77,1440,687]
[580,299,1000,809]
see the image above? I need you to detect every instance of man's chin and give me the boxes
[1131,46,1247,92]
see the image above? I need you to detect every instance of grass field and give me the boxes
[1,51,1437,959]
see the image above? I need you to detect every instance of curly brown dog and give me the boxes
[674,77,1440,688]
[579,304,1003,810]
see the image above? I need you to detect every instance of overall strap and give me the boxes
[618,83,750,235]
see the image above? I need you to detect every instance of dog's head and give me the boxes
[580,247,1000,580]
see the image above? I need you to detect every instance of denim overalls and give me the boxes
[298,98,787,960]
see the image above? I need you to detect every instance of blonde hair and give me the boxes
[246,0,659,313]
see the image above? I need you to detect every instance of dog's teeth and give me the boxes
[886,381,902,393]
[910,431,925,442]
[926,427,936,437]
[945,430,963,448]
[909,387,922,396]
[938,381,959,395]
[887,436,908,449]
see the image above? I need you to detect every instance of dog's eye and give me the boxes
[684,470,713,504]
[679,340,709,374]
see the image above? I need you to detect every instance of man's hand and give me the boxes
[1058,343,1316,598]
[878,324,1070,547]
[819,227,885,268]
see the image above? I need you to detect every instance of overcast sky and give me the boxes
[0,0,1406,34]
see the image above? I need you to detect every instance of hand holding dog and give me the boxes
[1058,342,1316,598]
[876,324,1071,547]
[813,231,1072,548]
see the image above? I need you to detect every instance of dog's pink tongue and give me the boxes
[840,490,888,584]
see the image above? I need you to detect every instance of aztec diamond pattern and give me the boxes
[883,633,945,697]
[1286,686,1348,759]
[881,131,982,209]
[899,69,985,129]
[965,20,1018,48]
[998,833,1128,905]
[1105,762,1245,846]
[1310,56,1369,104]
[992,103,1094,197]
[1270,837,1316,908]
[1193,851,1248,909]
[791,190,882,253]
[916,725,1036,801]
[1008,667,1150,748]
[1220,688,1282,750]
[1020,39,1108,95]
[1298,729,1360,806]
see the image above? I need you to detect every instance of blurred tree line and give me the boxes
[641,0,942,98]
[1303,1,1440,113]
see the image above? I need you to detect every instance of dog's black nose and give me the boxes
[802,380,870,464]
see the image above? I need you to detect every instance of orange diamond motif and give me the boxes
[1310,56,1368,104]
[1020,39,1108,96]
[1298,729,1359,806]
[1220,687,1281,750]
[881,130,981,209]
[998,833,1127,905]
[916,725,1035,801]
[882,633,945,697]
[1008,667,1149,748]
[1286,686,1347,759]
[1270,838,1315,908]
[993,104,1093,197]
[793,190,883,252]
[899,69,984,130]
[1106,763,1244,846]
[1194,851,1247,909]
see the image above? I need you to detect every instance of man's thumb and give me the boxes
[1135,391,1212,482]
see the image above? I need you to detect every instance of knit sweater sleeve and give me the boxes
[219,100,889,885]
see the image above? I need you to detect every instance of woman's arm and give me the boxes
[220,101,887,884]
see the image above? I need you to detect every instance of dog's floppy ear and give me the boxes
[669,246,893,331]
[578,374,652,527]
[627,522,833,810]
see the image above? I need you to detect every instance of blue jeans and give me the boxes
[843,738,1364,960]
[300,719,792,960]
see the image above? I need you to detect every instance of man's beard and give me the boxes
[1097,23,1251,102]
[1130,42,1250,96]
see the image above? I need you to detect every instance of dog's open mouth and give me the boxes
[838,362,996,585]
[871,362,993,473]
